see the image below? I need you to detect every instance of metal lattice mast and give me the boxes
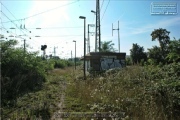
[95,0,101,52]
[88,24,95,53]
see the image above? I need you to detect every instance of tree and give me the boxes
[166,38,180,62]
[126,56,132,65]
[151,28,170,58]
[130,43,147,64]
[1,39,48,106]
[148,46,164,65]
[99,40,116,52]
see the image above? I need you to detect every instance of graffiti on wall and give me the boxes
[100,56,125,70]
[86,55,126,72]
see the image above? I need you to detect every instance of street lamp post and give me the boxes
[73,40,76,70]
[79,16,86,80]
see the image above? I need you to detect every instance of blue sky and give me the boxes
[1,0,180,58]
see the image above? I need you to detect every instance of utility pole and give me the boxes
[53,46,58,56]
[84,18,86,80]
[73,40,76,70]
[71,50,72,61]
[88,24,90,53]
[24,39,26,53]
[79,16,86,80]
[112,21,120,53]
[94,0,101,52]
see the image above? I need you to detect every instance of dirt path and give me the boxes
[51,79,66,120]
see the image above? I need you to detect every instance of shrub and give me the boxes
[1,40,48,106]
[126,57,132,65]
[144,63,180,119]
[66,63,180,119]
[54,60,66,68]
[48,59,74,69]
[66,60,74,67]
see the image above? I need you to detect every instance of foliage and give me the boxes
[99,40,116,52]
[166,38,180,63]
[1,69,67,119]
[130,43,147,64]
[148,28,171,65]
[48,59,75,69]
[148,29,179,65]
[148,46,164,65]
[144,63,180,119]
[66,63,180,119]
[1,40,50,106]
[151,28,170,56]
[126,57,132,66]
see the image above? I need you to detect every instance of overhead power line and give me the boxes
[1,2,34,40]
[32,35,83,37]
[1,0,80,23]
[1,8,37,41]
[101,0,110,21]
[1,11,27,35]
[27,26,83,29]
[1,2,21,25]
[100,0,104,12]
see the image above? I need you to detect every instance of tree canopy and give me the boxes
[166,38,180,62]
[151,28,170,58]
[99,40,116,52]
[130,43,147,64]
[149,28,179,64]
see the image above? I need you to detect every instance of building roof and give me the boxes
[81,52,126,60]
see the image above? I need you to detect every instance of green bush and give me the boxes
[66,60,74,67]
[126,57,132,65]
[48,59,74,69]
[1,40,49,106]
[67,63,180,119]
[144,63,180,119]
[54,60,66,68]
[140,59,145,66]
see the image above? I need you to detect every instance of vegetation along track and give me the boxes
[51,74,67,120]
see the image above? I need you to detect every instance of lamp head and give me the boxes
[91,10,96,13]
[79,16,86,19]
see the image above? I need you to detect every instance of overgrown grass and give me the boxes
[1,68,70,119]
[1,63,179,119]
[65,63,180,119]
